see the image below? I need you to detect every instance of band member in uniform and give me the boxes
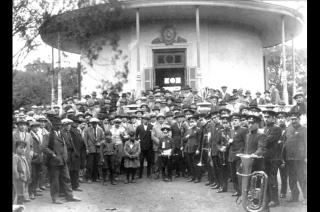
[41,117,81,204]
[198,113,214,187]
[282,112,307,205]
[216,115,232,192]
[208,111,222,189]
[228,113,248,197]
[261,110,282,207]
[158,125,174,182]
[276,111,288,199]
[183,115,201,183]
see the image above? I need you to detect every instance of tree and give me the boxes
[13,59,79,110]
[264,45,307,104]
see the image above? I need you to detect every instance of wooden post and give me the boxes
[281,16,288,105]
[57,32,63,114]
[51,47,55,109]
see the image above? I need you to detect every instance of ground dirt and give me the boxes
[22,173,306,212]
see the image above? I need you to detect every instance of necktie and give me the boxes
[94,128,97,140]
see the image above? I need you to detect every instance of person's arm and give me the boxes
[41,134,55,157]
[12,155,19,180]
[123,142,130,157]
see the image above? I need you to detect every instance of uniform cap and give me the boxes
[89,117,100,123]
[61,118,73,125]
[30,121,41,127]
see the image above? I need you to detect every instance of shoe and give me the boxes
[46,183,50,188]
[286,197,299,202]
[124,179,129,184]
[232,192,240,197]
[268,201,279,207]
[87,180,92,184]
[280,194,286,198]
[40,186,46,190]
[30,194,35,200]
[194,179,201,183]
[35,193,43,196]
[205,182,212,186]
[301,199,307,205]
[210,184,220,189]
[52,199,63,204]
[73,188,83,192]
[187,178,195,182]
[217,188,227,193]
[66,196,81,202]
[36,189,43,193]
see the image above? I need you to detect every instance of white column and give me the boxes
[57,32,63,114]
[51,47,55,109]
[195,6,202,89]
[281,16,288,105]
[292,37,296,96]
[136,8,141,94]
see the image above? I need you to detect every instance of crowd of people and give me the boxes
[12,84,307,210]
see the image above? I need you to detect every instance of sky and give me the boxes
[12,0,307,71]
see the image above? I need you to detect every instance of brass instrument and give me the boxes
[236,154,268,212]
[197,132,211,166]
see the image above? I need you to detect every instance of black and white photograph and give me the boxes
[12,0,307,211]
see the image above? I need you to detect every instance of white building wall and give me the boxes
[80,19,264,97]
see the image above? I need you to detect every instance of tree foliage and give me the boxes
[13,59,79,110]
[264,45,307,104]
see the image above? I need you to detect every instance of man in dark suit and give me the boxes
[170,112,185,177]
[260,110,282,207]
[228,113,248,197]
[282,112,307,205]
[250,92,265,105]
[290,92,307,115]
[42,117,81,204]
[135,114,153,178]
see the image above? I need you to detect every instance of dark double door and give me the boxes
[153,49,186,88]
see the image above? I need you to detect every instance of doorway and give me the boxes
[153,49,186,90]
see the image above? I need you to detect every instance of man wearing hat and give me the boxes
[244,91,252,104]
[290,92,307,116]
[41,117,81,204]
[19,107,26,114]
[53,105,60,116]
[83,118,105,183]
[215,114,232,192]
[158,125,174,182]
[183,115,201,183]
[259,110,282,207]
[263,90,272,104]
[276,111,288,199]
[136,114,153,178]
[269,82,281,105]
[151,113,166,179]
[182,85,194,107]
[13,119,32,167]
[29,121,43,200]
[170,112,185,178]
[110,117,126,177]
[282,112,307,205]
[68,115,87,190]
[228,113,248,197]
[251,91,266,105]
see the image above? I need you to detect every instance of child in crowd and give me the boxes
[123,132,141,184]
[13,141,31,205]
[100,131,116,185]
